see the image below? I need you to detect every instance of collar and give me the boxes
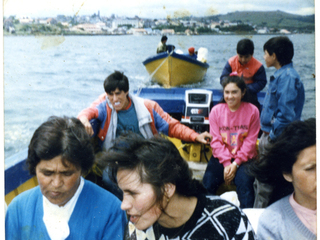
[273,62,293,78]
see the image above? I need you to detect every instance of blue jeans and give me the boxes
[203,156,254,208]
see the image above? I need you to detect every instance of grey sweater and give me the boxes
[257,195,316,240]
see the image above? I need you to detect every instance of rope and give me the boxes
[136,50,174,96]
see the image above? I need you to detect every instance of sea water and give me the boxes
[4,34,315,159]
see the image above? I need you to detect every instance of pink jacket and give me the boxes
[209,102,260,167]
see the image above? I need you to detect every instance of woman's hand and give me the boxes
[223,164,237,185]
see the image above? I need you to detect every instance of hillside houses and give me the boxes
[4,13,303,35]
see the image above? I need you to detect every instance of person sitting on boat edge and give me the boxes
[5,116,127,240]
[202,74,260,209]
[186,47,197,59]
[220,38,267,112]
[96,133,256,240]
[253,36,305,209]
[156,35,168,54]
[77,71,212,198]
[248,118,316,240]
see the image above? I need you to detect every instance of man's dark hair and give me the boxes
[161,36,168,42]
[237,39,254,55]
[104,71,129,94]
[27,116,94,175]
[263,36,294,67]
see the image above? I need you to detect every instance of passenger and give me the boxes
[156,35,168,53]
[97,133,256,239]
[249,118,316,240]
[254,36,305,208]
[220,38,267,111]
[202,74,260,208]
[186,47,197,59]
[77,71,212,198]
[5,116,127,240]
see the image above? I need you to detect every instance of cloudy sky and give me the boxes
[3,0,315,19]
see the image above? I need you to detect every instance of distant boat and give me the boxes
[143,50,209,88]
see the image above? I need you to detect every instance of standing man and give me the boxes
[220,38,267,111]
[156,36,168,53]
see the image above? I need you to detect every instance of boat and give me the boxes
[5,87,266,206]
[142,48,209,88]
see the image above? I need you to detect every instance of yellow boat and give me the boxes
[143,51,209,88]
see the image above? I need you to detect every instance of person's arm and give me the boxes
[77,93,107,135]
[152,102,199,141]
[220,61,232,84]
[5,201,21,239]
[233,106,260,166]
[102,206,127,240]
[247,65,267,94]
[209,107,233,167]
[257,210,282,240]
[151,101,209,143]
[269,75,302,141]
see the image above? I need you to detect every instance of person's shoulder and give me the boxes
[243,102,259,112]
[251,56,263,65]
[228,55,238,63]
[8,186,41,208]
[203,195,249,226]
[259,195,289,221]
[212,103,227,110]
[82,179,121,204]
[204,195,242,213]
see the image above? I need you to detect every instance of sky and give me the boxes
[3,0,315,19]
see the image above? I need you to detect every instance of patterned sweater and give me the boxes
[125,194,256,240]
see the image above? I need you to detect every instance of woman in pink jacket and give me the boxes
[202,74,260,208]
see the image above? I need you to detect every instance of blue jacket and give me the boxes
[260,63,305,141]
[5,179,127,240]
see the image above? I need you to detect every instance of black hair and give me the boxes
[104,71,129,94]
[247,118,316,201]
[27,116,94,175]
[96,133,207,210]
[220,75,250,103]
[263,36,294,66]
[161,36,168,42]
[237,38,254,55]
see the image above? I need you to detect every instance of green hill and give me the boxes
[215,10,314,32]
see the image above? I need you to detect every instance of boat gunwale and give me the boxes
[143,51,209,69]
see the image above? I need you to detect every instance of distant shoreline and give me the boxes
[3,32,314,37]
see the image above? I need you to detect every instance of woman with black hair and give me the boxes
[202,74,260,208]
[5,116,127,240]
[98,133,256,240]
[249,118,316,240]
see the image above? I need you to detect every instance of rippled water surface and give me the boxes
[4,34,315,159]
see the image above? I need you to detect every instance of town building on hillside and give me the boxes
[70,24,102,33]
[161,29,175,35]
[19,16,33,24]
[128,28,148,35]
[280,29,291,34]
[112,18,139,29]
[46,18,58,25]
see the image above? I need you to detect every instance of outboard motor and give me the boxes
[181,89,212,133]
